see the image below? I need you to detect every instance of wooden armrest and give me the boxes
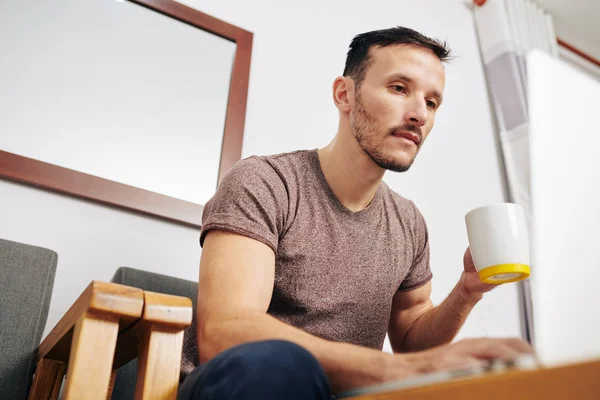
[38,281,144,363]
[30,283,191,400]
[142,291,193,328]
[112,291,192,369]
[111,291,193,400]
[29,281,144,400]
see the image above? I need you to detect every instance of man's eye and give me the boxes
[426,100,437,109]
[392,85,406,93]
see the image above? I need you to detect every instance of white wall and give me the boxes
[553,17,600,62]
[0,0,522,345]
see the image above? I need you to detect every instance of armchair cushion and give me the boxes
[0,238,57,400]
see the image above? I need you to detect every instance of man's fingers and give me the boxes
[459,338,531,361]
[501,337,534,353]
[426,338,538,375]
[476,342,522,361]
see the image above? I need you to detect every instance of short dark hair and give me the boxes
[343,26,452,86]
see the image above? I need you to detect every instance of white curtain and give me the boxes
[472,0,558,344]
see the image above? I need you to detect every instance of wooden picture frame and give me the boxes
[0,0,253,228]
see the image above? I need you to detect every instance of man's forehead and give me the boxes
[368,44,445,83]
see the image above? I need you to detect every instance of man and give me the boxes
[178,26,532,400]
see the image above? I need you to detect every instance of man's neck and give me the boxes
[317,132,385,212]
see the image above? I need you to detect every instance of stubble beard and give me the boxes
[350,92,421,173]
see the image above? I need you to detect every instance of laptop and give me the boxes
[339,50,600,398]
[528,49,600,367]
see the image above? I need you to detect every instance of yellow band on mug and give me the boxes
[478,263,531,284]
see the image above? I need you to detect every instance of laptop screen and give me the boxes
[528,50,600,367]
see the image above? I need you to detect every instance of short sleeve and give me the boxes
[398,202,433,291]
[199,156,288,253]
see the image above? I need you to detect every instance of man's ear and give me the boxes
[332,76,354,113]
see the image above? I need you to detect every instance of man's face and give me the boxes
[349,44,446,173]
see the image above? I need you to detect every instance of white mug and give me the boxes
[465,203,530,284]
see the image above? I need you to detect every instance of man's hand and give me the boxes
[416,337,534,372]
[383,337,534,381]
[460,247,498,297]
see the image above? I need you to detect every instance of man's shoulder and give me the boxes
[231,149,315,181]
[256,149,315,169]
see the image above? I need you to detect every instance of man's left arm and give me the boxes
[388,248,497,353]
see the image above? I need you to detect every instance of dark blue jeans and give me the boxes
[178,340,332,400]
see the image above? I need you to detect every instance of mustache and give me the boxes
[390,124,423,143]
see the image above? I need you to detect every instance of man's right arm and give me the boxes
[197,230,533,394]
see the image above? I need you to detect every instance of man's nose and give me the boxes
[404,97,428,127]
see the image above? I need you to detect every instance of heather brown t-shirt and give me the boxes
[180,149,432,377]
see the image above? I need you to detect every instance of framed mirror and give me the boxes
[0,0,253,228]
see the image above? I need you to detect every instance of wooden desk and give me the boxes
[352,358,600,399]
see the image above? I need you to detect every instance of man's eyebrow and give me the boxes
[387,73,443,104]
[387,73,413,83]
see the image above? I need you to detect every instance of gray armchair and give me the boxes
[110,267,200,400]
[0,238,58,400]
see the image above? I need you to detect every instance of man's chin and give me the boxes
[372,156,414,173]
[384,162,413,173]
[361,145,417,173]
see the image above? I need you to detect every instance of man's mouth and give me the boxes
[392,131,421,145]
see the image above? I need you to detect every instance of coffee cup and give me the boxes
[465,203,531,284]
